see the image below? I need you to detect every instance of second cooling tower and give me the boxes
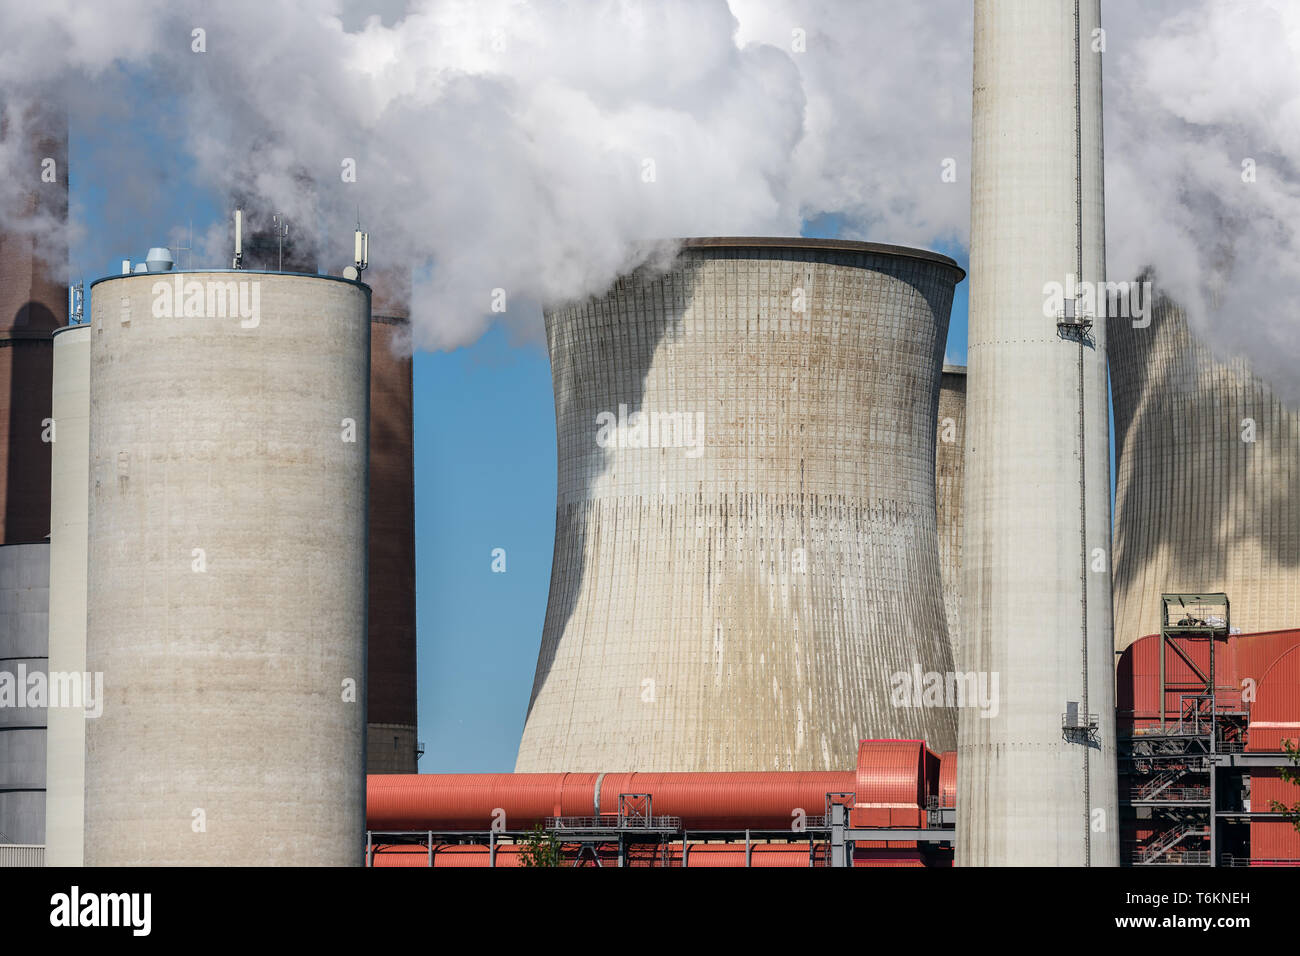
[1111,287,1300,649]
[517,238,964,772]
[936,366,966,657]
[83,271,370,865]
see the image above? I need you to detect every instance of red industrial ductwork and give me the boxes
[367,740,939,832]
[367,843,836,868]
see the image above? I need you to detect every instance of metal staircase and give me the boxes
[1137,824,1210,865]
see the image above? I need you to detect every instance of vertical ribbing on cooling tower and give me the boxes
[1111,288,1300,650]
[516,239,963,773]
[960,0,1119,865]
[936,368,967,659]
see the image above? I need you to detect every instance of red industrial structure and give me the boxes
[1116,594,1300,866]
[367,740,957,867]
[368,594,1300,868]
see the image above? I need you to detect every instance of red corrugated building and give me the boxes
[1118,625,1300,866]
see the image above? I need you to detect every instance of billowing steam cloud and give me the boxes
[1104,0,1300,403]
[0,0,1296,395]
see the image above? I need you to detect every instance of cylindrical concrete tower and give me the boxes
[517,237,964,773]
[960,0,1119,866]
[936,366,966,658]
[1111,287,1300,650]
[366,267,418,773]
[84,271,370,866]
[0,542,48,846]
[0,101,66,545]
[43,323,90,865]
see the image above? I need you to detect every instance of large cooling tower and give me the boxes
[1112,288,1300,650]
[84,271,370,865]
[961,0,1119,866]
[0,100,67,847]
[517,237,964,773]
[936,366,966,656]
[366,267,418,773]
[43,322,89,865]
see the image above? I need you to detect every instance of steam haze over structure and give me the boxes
[0,0,1295,390]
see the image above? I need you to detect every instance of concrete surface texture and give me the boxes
[0,542,49,845]
[517,238,963,773]
[83,272,370,865]
[936,367,966,658]
[43,323,90,866]
[365,266,418,774]
[960,0,1119,866]
[1111,288,1300,650]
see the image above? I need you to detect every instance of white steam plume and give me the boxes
[1104,0,1300,402]
[0,0,1296,398]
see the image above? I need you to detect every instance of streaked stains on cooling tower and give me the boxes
[517,237,964,773]
[1111,284,1300,651]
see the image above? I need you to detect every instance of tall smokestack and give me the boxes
[0,100,66,847]
[959,0,1118,865]
[365,264,418,773]
[0,101,66,543]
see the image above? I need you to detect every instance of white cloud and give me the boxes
[0,0,1296,396]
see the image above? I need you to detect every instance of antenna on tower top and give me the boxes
[353,223,369,274]
[173,219,194,272]
[272,214,290,272]
[68,275,84,325]
[232,209,244,270]
[342,209,369,282]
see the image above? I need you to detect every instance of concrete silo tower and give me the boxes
[1111,287,1300,650]
[228,197,420,774]
[83,270,370,865]
[43,322,90,866]
[517,237,964,773]
[960,0,1119,865]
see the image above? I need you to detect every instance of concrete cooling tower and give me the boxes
[1111,286,1300,650]
[961,0,1119,866]
[0,101,67,847]
[83,271,370,866]
[516,237,964,773]
[936,366,966,656]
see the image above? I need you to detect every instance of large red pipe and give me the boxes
[368,842,835,868]
[367,770,855,831]
[368,741,942,832]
